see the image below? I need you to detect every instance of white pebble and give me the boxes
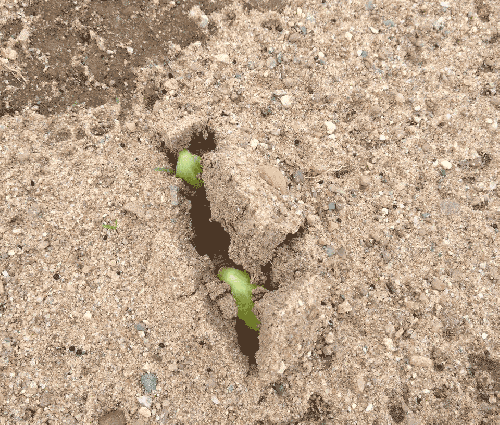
[138,407,152,418]
[440,160,452,170]
[324,121,336,134]
[383,338,395,351]
[280,95,293,109]
[213,53,231,64]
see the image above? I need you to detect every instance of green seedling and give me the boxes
[155,149,203,189]
[157,152,260,332]
[102,219,118,230]
[218,267,262,332]
[175,149,204,189]
[154,167,175,174]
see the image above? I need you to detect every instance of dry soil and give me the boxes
[1,0,500,424]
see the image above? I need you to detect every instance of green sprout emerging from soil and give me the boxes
[217,267,262,332]
[102,219,118,230]
[155,149,203,189]
[176,149,204,189]
[157,150,260,332]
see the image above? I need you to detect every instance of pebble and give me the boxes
[4,47,17,61]
[317,237,328,246]
[138,407,152,418]
[188,5,208,29]
[490,97,500,108]
[258,164,288,194]
[440,159,452,170]
[359,175,371,189]
[137,395,152,408]
[324,121,336,134]
[280,95,293,109]
[395,92,405,103]
[356,374,366,393]
[213,53,231,64]
[306,214,321,226]
[325,246,335,257]
[125,121,136,132]
[409,355,434,368]
[293,170,305,183]
[141,373,158,394]
[385,323,395,336]
[383,338,396,351]
[431,277,446,291]
[338,300,352,314]
[328,185,346,196]
[328,221,339,232]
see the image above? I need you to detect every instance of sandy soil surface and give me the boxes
[1,0,500,424]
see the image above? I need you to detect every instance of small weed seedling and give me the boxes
[102,220,118,230]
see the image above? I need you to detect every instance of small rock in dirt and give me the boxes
[440,159,452,170]
[280,95,293,109]
[338,300,352,314]
[409,355,433,368]
[125,121,136,132]
[359,175,371,189]
[138,407,152,418]
[98,409,127,425]
[324,121,336,134]
[395,92,405,103]
[293,170,305,183]
[258,164,288,194]
[306,214,320,226]
[431,277,446,291]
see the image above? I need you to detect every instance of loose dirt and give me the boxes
[1,0,500,424]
